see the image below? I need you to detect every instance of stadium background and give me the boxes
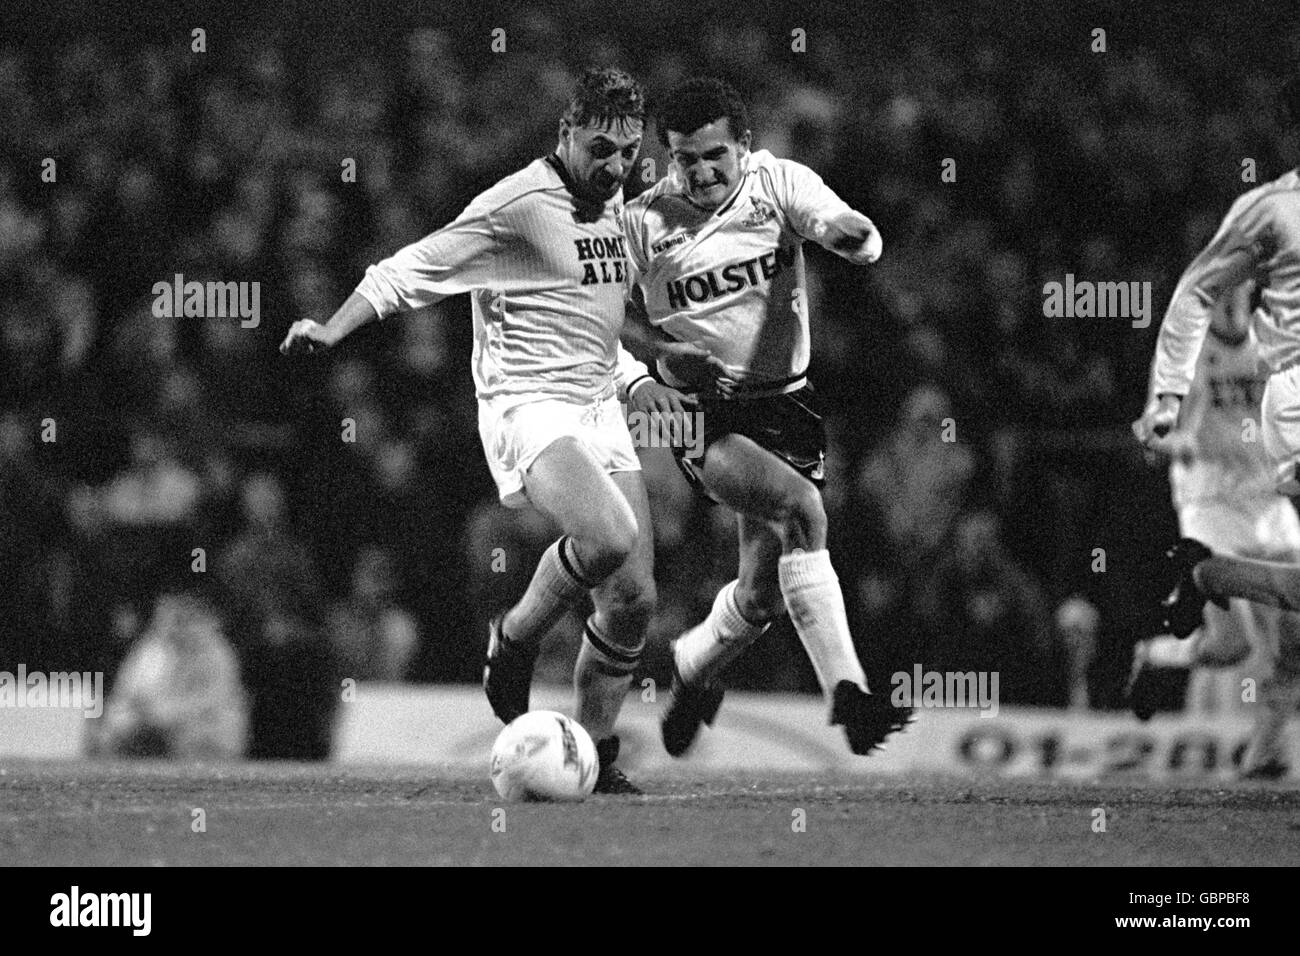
[4,0,1299,757]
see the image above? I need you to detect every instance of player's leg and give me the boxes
[1160,380,1300,624]
[698,432,909,752]
[1240,603,1300,778]
[485,436,639,723]
[661,514,778,755]
[700,433,863,683]
[576,468,656,793]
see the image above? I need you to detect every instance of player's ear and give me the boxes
[736,129,752,155]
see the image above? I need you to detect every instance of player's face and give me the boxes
[666,119,751,209]
[560,117,644,202]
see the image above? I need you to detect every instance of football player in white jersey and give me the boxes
[282,68,690,793]
[620,78,910,756]
[1135,81,1300,695]
[1131,282,1300,778]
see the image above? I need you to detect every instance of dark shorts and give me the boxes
[673,382,827,499]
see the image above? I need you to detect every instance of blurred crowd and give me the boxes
[5,2,1299,755]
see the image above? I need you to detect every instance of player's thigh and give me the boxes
[700,432,820,524]
[523,437,637,548]
[589,469,656,615]
[734,513,785,616]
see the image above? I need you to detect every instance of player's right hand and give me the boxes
[629,380,696,419]
[1132,394,1182,447]
[279,320,335,355]
[657,341,730,393]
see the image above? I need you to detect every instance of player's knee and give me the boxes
[579,517,639,580]
[604,574,656,628]
[772,482,826,550]
[734,580,783,624]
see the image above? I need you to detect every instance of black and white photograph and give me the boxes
[1,0,1297,900]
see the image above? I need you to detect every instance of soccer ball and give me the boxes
[490,711,599,802]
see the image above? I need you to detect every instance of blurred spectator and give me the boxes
[97,592,247,759]
[915,510,1066,706]
[858,385,975,571]
[216,473,338,759]
[328,546,420,681]
[1054,596,1101,709]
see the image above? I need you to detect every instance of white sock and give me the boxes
[673,580,770,685]
[1142,634,1194,669]
[778,549,868,699]
[573,617,641,742]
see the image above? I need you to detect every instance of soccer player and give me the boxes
[620,78,911,756]
[1135,79,1300,634]
[281,68,690,794]
[1131,283,1300,778]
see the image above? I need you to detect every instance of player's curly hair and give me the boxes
[563,67,647,129]
[655,77,750,148]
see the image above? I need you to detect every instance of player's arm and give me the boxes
[814,208,883,264]
[280,292,378,355]
[776,158,882,264]
[1136,216,1261,445]
[281,200,499,356]
[617,288,699,416]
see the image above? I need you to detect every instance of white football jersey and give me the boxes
[1170,317,1272,507]
[355,155,648,410]
[1153,168,1300,397]
[623,149,856,386]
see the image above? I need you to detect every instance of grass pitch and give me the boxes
[2,760,1298,866]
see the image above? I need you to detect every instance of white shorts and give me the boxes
[1262,364,1300,494]
[1178,497,1300,560]
[478,394,640,509]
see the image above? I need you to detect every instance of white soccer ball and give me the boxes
[490,711,599,802]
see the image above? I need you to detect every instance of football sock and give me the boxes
[778,549,870,701]
[502,536,599,648]
[1142,634,1195,669]
[674,580,770,685]
[573,616,641,743]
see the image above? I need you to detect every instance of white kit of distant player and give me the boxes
[1141,284,1300,770]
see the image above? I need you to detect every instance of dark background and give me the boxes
[4,0,1297,734]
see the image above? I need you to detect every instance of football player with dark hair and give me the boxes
[622,77,910,757]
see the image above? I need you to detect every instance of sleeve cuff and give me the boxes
[626,374,655,397]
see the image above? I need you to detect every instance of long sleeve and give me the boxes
[614,342,653,401]
[1151,195,1271,397]
[773,157,855,246]
[354,198,500,319]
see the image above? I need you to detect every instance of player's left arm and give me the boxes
[1137,210,1264,445]
[776,159,882,264]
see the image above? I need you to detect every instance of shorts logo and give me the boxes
[739,197,777,227]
